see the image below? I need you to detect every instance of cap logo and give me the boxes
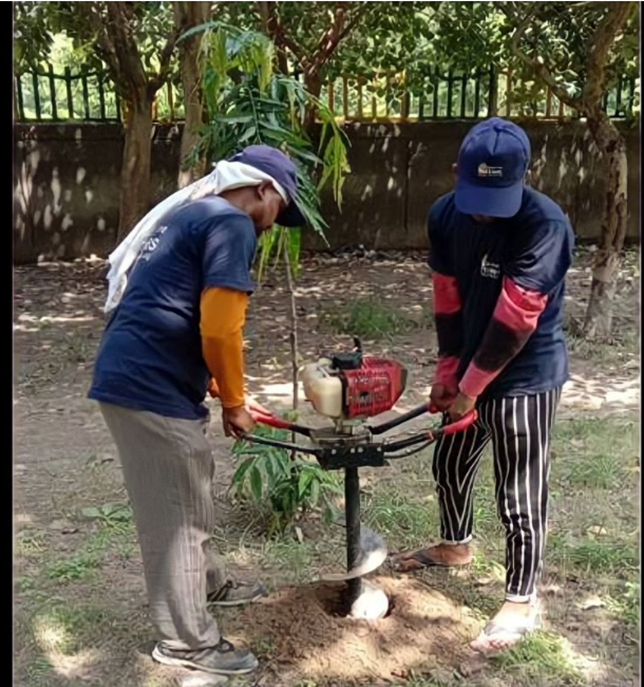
[478,163,503,178]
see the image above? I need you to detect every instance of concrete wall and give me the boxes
[13,120,640,263]
[311,120,640,250]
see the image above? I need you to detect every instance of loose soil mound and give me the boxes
[230,575,481,683]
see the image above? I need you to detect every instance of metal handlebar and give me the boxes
[241,406,478,462]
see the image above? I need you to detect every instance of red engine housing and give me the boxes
[341,357,408,419]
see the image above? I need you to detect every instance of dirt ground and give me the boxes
[14,249,640,687]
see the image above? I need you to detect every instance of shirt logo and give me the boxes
[480,254,501,279]
[478,163,503,178]
[138,225,168,263]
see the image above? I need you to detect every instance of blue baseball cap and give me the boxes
[229,145,306,228]
[455,117,531,218]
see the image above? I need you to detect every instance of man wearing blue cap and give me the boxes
[394,119,574,655]
[89,146,305,676]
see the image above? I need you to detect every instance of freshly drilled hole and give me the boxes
[314,583,347,617]
[383,594,396,618]
[314,583,392,619]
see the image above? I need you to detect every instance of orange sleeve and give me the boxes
[200,288,250,409]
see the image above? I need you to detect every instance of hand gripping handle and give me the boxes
[441,409,478,436]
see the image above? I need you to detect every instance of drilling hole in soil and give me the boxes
[314,583,350,617]
[314,583,396,619]
[230,577,480,682]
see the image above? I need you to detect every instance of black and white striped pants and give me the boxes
[432,388,561,602]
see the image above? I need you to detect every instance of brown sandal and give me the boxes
[390,548,448,572]
[390,545,473,572]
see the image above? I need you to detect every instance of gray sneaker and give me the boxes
[207,580,267,607]
[152,639,258,675]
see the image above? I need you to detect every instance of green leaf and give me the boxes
[215,114,254,124]
[232,457,255,486]
[298,470,315,498]
[323,502,337,525]
[79,507,101,520]
[238,125,257,143]
[309,479,320,507]
[250,465,263,501]
[264,452,276,484]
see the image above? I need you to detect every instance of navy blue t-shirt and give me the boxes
[428,187,575,398]
[89,196,258,419]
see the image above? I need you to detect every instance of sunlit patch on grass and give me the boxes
[492,631,586,685]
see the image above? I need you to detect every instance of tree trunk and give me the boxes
[303,71,323,137]
[258,1,289,74]
[174,1,210,189]
[282,238,299,413]
[118,94,154,242]
[583,112,628,339]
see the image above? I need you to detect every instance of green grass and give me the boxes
[545,418,639,581]
[468,553,506,581]
[45,549,104,582]
[404,676,454,687]
[17,600,126,687]
[604,581,640,628]
[15,530,47,557]
[44,502,136,583]
[395,633,586,687]
[552,418,638,461]
[566,539,638,575]
[563,453,625,490]
[566,327,638,366]
[15,403,640,687]
[364,486,439,548]
[23,655,54,687]
[492,632,586,686]
[32,604,111,655]
[553,418,637,492]
[262,536,316,584]
[320,298,429,339]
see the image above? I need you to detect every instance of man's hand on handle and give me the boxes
[429,383,458,412]
[447,391,477,422]
[222,406,255,437]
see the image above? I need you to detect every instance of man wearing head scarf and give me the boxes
[89,145,305,676]
[393,119,574,655]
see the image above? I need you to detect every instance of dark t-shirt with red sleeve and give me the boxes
[427,187,575,399]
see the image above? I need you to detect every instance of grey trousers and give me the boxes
[100,402,226,650]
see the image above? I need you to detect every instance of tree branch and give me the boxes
[274,27,306,62]
[509,2,635,115]
[256,0,306,62]
[257,1,290,74]
[105,2,148,93]
[582,2,633,107]
[149,24,181,95]
[508,6,581,111]
[78,3,121,82]
[304,1,366,77]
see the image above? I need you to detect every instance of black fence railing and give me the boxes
[320,68,640,121]
[14,65,183,122]
[14,63,640,123]
[15,65,122,121]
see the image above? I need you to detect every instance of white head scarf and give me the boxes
[103,160,288,313]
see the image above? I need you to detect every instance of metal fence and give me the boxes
[321,68,640,121]
[14,63,639,123]
[14,65,184,122]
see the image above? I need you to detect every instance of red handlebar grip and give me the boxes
[442,410,478,436]
[249,409,295,431]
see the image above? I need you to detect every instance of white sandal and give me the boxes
[470,603,542,656]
